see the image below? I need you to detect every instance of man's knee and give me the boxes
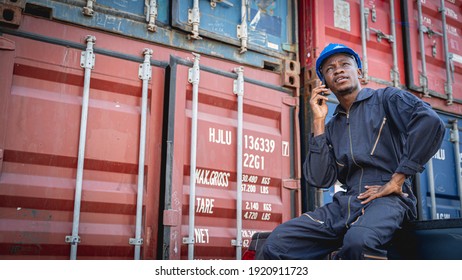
[260,241,281,260]
[339,226,386,259]
[256,230,287,260]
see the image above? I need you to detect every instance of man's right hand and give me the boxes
[310,81,330,136]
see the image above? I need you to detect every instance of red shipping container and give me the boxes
[0,14,300,260]
[401,0,462,114]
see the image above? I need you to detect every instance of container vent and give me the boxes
[24,3,52,19]
[263,61,280,72]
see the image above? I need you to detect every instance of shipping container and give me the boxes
[14,0,298,71]
[0,0,300,260]
[0,14,169,260]
[418,111,462,220]
[161,54,300,260]
[401,0,462,113]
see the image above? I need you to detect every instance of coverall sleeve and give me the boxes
[303,133,338,188]
[382,88,446,176]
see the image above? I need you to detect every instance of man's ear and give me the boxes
[357,69,363,78]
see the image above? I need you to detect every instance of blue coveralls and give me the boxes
[262,87,446,259]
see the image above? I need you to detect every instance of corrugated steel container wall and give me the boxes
[300,0,407,89]
[171,0,294,57]
[419,111,462,220]
[21,0,297,70]
[401,0,462,114]
[0,3,299,259]
[0,15,168,260]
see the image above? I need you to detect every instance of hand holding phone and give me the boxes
[314,81,330,105]
[310,80,329,135]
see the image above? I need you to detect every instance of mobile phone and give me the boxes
[317,90,330,105]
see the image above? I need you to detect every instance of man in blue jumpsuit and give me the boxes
[262,43,446,259]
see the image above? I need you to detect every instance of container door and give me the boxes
[23,0,286,69]
[94,0,170,26]
[0,16,165,259]
[162,55,299,260]
[0,35,15,184]
[419,112,462,220]
[171,0,294,56]
[401,0,462,111]
[25,0,170,32]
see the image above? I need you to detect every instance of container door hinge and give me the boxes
[138,48,153,81]
[236,0,248,54]
[80,35,96,70]
[236,23,248,54]
[83,0,95,16]
[371,5,377,22]
[188,0,201,40]
[0,0,26,27]
[65,235,81,245]
[432,40,438,58]
[188,53,201,84]
[231,239,242,247]
[145,0,158,32]
[129,238,144,246]
[233,67,245,96]
[282,59,300,89]
[182,237,194,245]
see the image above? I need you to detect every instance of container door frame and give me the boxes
[160,55,300,260]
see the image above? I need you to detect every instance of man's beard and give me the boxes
[326,81,358,97]
[336,85,356,96]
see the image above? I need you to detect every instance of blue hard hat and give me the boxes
[316,43,362,84]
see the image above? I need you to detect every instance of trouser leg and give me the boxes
[261,199,348,260]
[261,214,341,259]
[337,196,407,259]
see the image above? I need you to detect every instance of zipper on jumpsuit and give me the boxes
[345,112,364,228]
[370,117,387,156]
[303,213,325,225]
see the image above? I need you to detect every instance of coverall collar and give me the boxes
[333,88,374,116]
